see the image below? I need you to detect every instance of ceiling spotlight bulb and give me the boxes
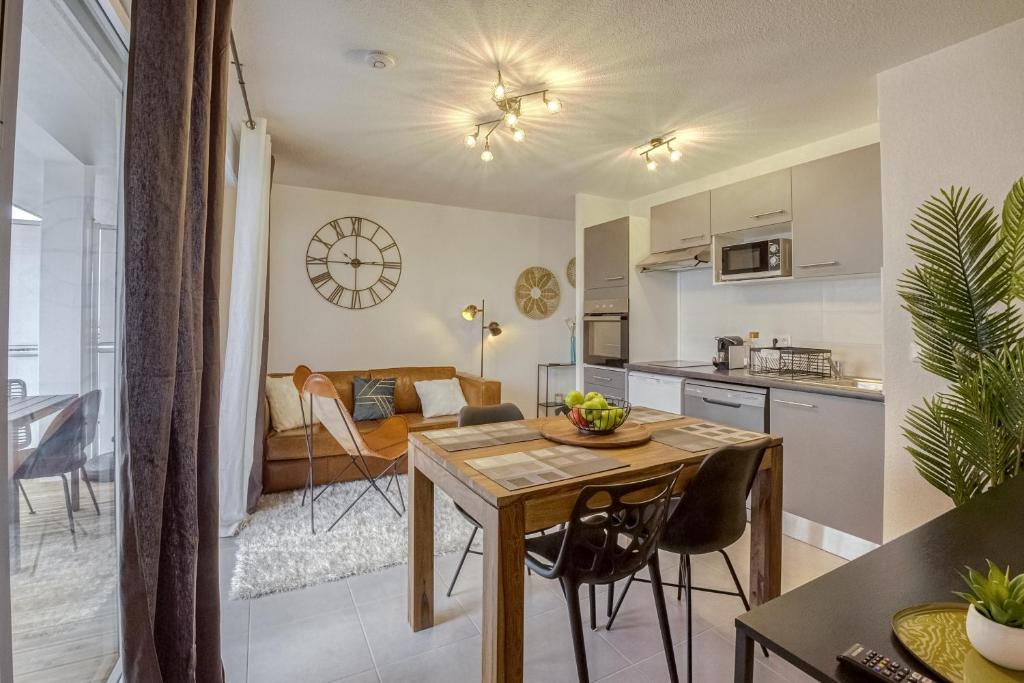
[493,81,506,101]
[545,96,562,113]
[512,127,525,142]
[669,147,682,162]
[464,133,478,148]
[481,143,494,162]
[504,111,518,127]
[646,155,658,172]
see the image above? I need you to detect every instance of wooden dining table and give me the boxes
[406,414,784,683]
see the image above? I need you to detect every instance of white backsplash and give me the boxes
[677,271,883,378]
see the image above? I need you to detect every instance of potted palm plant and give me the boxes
[898,178,1024,505]
[956,561,1024,669]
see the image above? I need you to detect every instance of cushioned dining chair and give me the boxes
[445,403,524,596]
[301,372,408,533]
[13,390,102,548]
[7,379,35,513]
[526,467,683,683]
[607,438,773,681]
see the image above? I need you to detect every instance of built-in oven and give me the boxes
[582,297,628,367]
[719,237,792,281]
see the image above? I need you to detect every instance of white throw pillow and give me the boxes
[265,375,318,432]
[414,378,468,418]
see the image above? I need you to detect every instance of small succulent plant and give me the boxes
[955,560,1024,628]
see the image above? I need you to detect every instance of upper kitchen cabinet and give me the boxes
[710,168,792,234]
[791,144,882,278]
[649,191,711,253]
[584,217,630,290]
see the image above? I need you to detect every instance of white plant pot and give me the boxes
[966,604,1024,671]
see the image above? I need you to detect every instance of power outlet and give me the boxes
[776,334,792,347]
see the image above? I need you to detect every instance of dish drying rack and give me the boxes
[748,346,833,379]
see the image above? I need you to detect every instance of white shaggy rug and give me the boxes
[230,475,474,600]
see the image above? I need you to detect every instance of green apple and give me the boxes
[584,391,603,402]
[565,390,585,407]
[594,396,609,409]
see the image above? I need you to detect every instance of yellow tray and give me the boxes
[891,603,1024,683]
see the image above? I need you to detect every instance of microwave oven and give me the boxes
[719,238,792,281]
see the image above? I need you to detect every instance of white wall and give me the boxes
[878,17,1024,541]
[624,126,884,375]
[677,272,883,376]
[268,185,575,413]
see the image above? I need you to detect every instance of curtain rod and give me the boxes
[229,31,256,130]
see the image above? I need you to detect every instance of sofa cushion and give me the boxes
[414,378,468,418]
[352,377,396,421]
[265,375,315,432]
[265,419,382,462]
[370,366,456,414]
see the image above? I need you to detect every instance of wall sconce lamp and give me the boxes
[462,299,502,376]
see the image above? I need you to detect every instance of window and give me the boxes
[5,1,126,679]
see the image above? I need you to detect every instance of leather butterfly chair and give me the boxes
[13,390,102,548]
[525,467,684,683]
[445,403,525,597]
[7,379,35,514]
[300,372,408,533]
[607,438,773,681]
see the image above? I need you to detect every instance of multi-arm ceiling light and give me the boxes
[463,70,563,162]
[635,134,683,171]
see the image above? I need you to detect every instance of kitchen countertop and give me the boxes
[625,361,885,402]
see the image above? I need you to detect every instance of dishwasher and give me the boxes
[627,372,684,414]
[683,379,767,432]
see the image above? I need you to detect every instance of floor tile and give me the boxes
[357,591,478,667]
[248,575,354,627]
[376,634,480,683]
[247,610,374,683]
[523,606,632,682]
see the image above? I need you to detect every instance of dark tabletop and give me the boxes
[736,474,1024,681]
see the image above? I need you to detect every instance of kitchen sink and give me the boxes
[795,376,884,392]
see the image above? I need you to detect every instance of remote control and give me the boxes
[837,643,937,682]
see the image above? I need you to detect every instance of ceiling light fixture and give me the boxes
[634,132,684,171]
[463,69,565,163]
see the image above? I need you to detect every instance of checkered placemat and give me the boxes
[465,445,627,491]
[651,422,767,453]
[628,406,683,425]
[425,422,543,452]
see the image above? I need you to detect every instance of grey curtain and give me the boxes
[120,0,233,680]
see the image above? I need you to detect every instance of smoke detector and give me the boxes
[365,51,396,69]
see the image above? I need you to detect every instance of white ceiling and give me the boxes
[231,0,1024,220]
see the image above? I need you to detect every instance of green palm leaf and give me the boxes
[899,180,1024,505]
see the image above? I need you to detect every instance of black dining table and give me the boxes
[735,473,1024,682]
[7,393,76,571]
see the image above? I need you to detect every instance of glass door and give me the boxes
[3,1,126,679]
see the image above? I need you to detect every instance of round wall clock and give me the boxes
[566,257,576,288]
[305,216,402,309]
[515,266,560,320]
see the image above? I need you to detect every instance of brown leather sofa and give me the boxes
[263,366,500,493]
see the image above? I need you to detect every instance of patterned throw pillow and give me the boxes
[352,377,396,421]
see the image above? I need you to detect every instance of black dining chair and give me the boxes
[525,467,683,683]
[445,402,525,597]
[7,379,35,514]
[13,390,102,548]
[607,438,773,681]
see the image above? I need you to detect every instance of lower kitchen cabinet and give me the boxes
[583,366,627,401]
[770,388,884,544]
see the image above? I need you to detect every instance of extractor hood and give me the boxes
[637,244,712,272]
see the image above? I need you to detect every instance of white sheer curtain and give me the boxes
[219,118,272,536]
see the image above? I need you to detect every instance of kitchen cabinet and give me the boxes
[583,366,626,400]
[791,144,882,278]
[710,168,791,234]
[770,387,884,544]
[649,191,711,253]
[583,217,629,291]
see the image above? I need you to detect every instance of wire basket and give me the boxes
[563,399,631,434]
[748,346,833,379]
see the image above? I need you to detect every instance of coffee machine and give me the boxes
[714,336,745,369]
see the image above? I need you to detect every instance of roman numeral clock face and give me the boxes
[305,217,402,309]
